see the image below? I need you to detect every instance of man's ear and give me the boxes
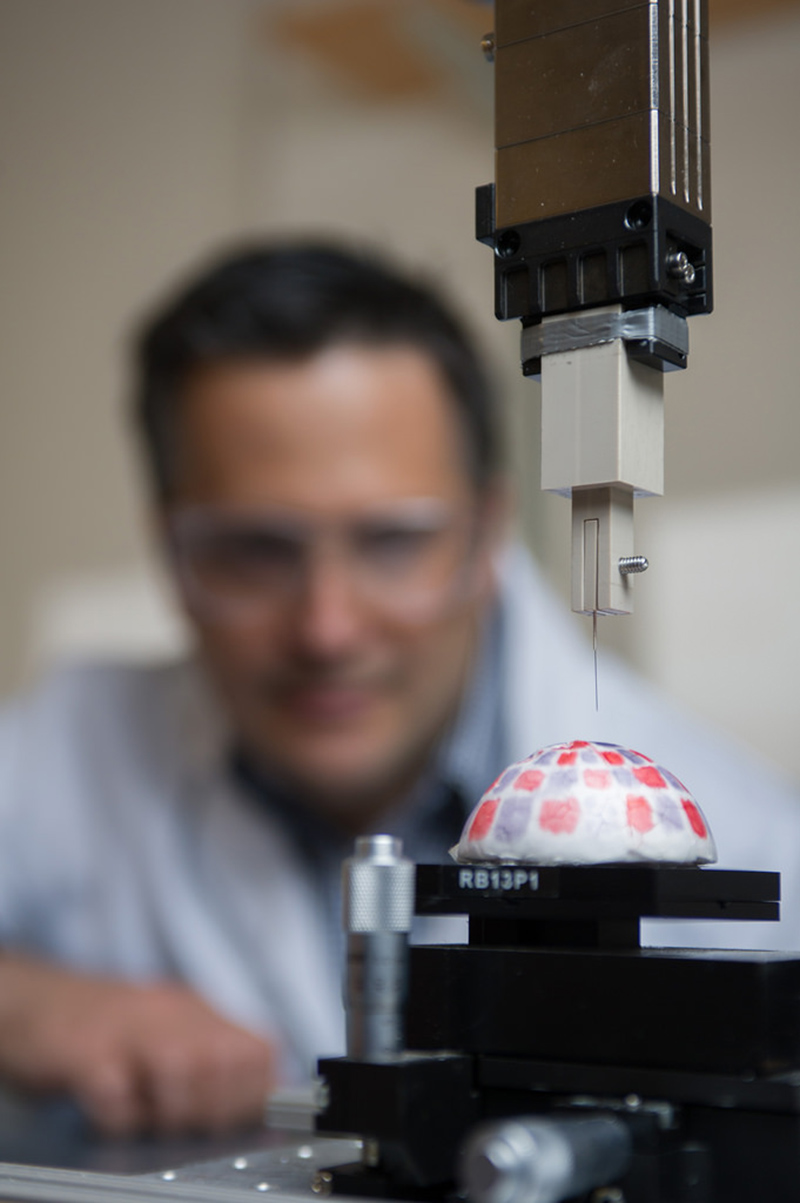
[149,505,199,626]
[474,475,513,593]
[149,505,173,562]
[479,474,512,547]
[147,504,186,601]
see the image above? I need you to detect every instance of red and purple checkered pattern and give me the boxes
[452,740,717,867]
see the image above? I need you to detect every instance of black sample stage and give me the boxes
[318,864,800,1203]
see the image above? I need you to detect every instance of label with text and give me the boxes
[457,867,540,892]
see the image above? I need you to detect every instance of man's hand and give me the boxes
[0,955,277,1136]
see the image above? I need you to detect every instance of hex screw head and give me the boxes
[666,251,696,285]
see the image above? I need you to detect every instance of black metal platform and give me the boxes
[414,865,780,950]
[415,864,780,923]
[318,865,800,1202]
[407,943,800,1076]
[409,868,793,1076]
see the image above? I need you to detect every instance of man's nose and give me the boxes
[291,547,369,657]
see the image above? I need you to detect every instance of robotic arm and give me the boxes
[477,0,712,615]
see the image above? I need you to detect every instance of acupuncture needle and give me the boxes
[583,517,600,712]
[592,609,599,711]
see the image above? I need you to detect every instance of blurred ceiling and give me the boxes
[267,0,800,104]
[710,0,800,21]
[269,0,491,104]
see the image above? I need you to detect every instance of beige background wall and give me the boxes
[0,0,798,784]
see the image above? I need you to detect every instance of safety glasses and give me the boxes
[168,498,481,626]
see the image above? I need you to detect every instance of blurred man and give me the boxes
[0,244,797,1137]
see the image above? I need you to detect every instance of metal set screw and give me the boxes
[619,555,649,575]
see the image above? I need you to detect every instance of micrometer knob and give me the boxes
[342,835,415,1062]
[459,1114,632,1203]
[343,834,415,934]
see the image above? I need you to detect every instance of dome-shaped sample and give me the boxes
[451,740,717,867]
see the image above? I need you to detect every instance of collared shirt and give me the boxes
[231,603,510,959]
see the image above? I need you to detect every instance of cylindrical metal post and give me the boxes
[342,834,415,1062]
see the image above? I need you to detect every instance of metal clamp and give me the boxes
[521,306,689,375]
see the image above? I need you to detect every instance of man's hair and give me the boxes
[133,242,500,501]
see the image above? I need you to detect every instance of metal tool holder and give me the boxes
[477,0,713,617]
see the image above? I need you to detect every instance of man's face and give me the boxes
[166,343,503,827]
